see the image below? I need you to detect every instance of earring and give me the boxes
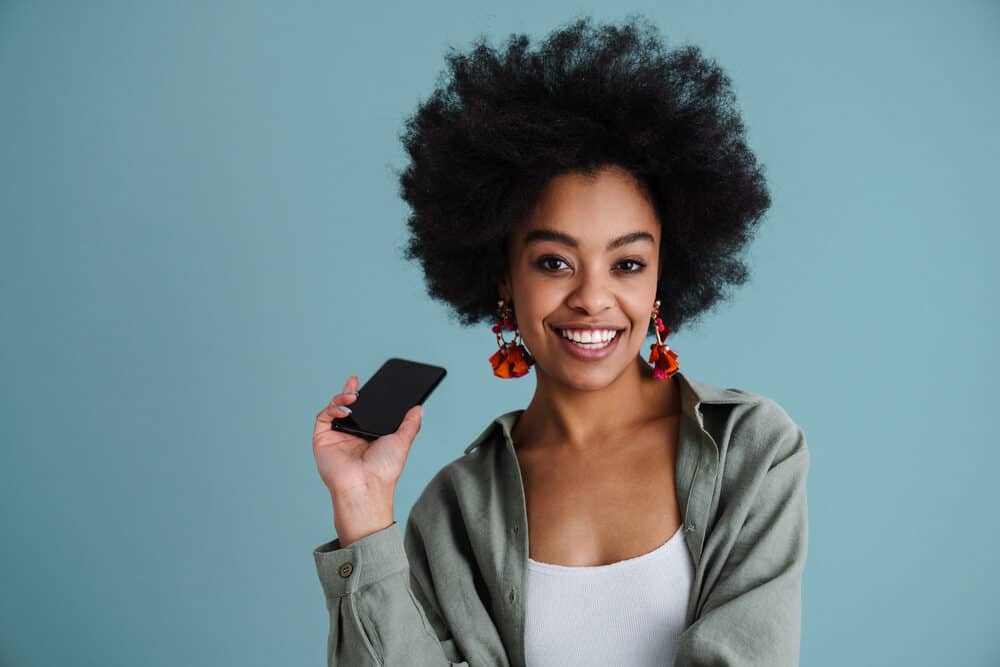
[489,299,534,379]
[647,299,679,379]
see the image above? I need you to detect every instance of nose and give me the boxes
[564,266,615,315]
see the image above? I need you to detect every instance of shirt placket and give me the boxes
[503,425,529,667]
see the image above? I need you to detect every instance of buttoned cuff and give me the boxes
[313,521,409,600]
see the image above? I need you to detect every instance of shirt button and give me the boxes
[509,588,517,603]
[684,522,696,533]
[338,562,354,578]
[513,522,520,534]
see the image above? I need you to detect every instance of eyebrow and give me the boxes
[522,228,656,251]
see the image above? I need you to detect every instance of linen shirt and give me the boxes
[312,371,811,666]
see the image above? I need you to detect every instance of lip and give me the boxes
[551,322,626,331]
[553,326,623,360]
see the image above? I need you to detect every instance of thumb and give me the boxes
[394,404,423,444]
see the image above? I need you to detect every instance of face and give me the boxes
[498,164,662,390]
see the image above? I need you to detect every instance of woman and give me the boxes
[311,15,809,667]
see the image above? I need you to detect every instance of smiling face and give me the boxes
[498,164,662,390]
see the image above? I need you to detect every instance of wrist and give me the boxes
[331,489,394,547]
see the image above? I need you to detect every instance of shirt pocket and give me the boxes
[406,584,440,642]
[348,595,384,666]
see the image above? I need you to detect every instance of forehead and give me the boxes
[515,165,660,246]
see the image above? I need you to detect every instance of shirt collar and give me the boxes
[465,371,758,454]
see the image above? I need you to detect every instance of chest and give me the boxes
[515,417,682,567]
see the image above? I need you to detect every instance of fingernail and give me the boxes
[346,390,359,396]
[338,406,352,414]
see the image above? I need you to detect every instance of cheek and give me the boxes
[628,298,656,336]
[513,288,558,321]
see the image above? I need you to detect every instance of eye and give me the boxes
[616,259,646,273]
[533,256,647,274]
[535,256,570,272]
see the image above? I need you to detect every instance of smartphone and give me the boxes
[331,358,447,441]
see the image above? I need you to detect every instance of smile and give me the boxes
[552,327,623,359]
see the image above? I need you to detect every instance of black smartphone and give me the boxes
[331,358,447,441]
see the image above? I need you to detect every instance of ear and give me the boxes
[497,270,513,303]
[497,232,518,303]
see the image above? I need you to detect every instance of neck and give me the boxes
[511,354,681,455]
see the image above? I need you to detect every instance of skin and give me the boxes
[497,163,685,566]
[499,163,681,454]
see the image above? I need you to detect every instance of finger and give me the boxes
[392,404,423,444]
[314,385,361,437]
[314,403,353,437]
[343,374,361,395]
[315,398,356,431]
[315,395,357,424]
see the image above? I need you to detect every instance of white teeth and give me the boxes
[557,328,618,344]
[572,339,611,349]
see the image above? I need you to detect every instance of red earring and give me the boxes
[489,299,534,379]
[648,299,679,379]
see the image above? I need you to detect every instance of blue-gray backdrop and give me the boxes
[2,1,997,665]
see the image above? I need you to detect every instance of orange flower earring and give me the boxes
[489,298,534,379]
[648,299,680,379]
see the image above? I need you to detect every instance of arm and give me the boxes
[673,421,810,666]
[313,520,471,666]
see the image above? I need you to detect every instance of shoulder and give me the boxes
[684,374,808,471]
[721,394,809,489]
[681,379,811,533]
[408,414,509,524]
[732,392,806,459]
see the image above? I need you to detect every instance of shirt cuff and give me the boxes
[312,521,409,600]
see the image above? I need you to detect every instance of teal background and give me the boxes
[2,1,997,665]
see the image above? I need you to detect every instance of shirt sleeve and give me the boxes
[313,520,471,666]
[673,418,811,666]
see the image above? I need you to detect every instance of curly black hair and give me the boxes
[395,14,771,336]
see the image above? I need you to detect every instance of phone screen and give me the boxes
[331,358,446,441]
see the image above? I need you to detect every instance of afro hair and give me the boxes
[395,14,771,336]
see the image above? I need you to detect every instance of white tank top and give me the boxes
[524,524,694,667]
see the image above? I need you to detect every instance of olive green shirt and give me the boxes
[312,371,810,666]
